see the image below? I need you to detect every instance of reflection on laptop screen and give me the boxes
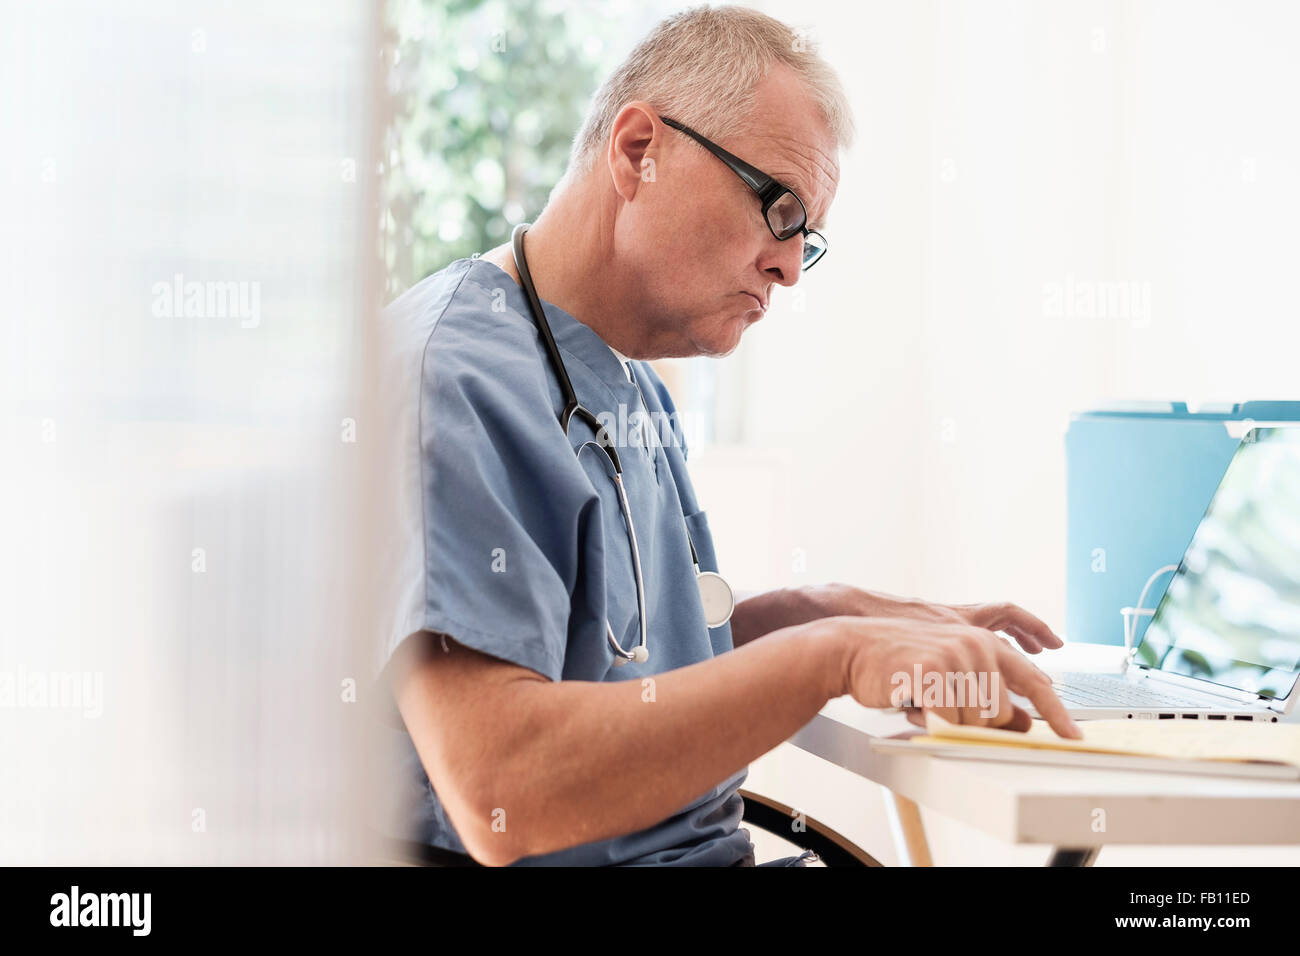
[1137,427,1300,700]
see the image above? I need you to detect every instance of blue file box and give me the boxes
[1066,401,1300,646]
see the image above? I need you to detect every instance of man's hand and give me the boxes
[730,585,1068,666]
[821,615,1082,739]
[790,584,1067,654]
[888,597,1065,654]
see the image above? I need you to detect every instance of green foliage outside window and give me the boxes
[382,0,648,295]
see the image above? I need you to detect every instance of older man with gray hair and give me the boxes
[377,3,1078,868]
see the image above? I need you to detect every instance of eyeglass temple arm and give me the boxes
[658,116,777,198]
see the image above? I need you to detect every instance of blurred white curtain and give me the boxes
[0,1,384,862]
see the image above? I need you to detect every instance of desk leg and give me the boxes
[1047,847,1101,867]
[883,791,933,867]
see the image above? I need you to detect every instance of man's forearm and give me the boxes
[477,620,847,864]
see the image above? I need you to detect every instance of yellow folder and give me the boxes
[914,713,1300,769]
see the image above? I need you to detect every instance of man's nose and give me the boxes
[757,234,805,287]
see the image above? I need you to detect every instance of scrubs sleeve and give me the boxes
[386,317,592,684]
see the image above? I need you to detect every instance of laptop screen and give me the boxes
[1136,426,1300,700]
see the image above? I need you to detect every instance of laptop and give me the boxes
[1017,426,1300,723]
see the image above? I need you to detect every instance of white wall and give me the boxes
[691,0,1300,865]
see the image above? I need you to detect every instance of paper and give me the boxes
[918,713,1300,768]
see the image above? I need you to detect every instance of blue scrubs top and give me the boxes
[374,256,752,866]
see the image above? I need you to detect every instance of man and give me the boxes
[374,4,1079,868]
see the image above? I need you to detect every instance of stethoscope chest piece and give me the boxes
[696,570,735,629]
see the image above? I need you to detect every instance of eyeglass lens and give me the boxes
[766,191,805,238]
[801,231,827,267]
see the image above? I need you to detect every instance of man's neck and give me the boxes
[481,180,655,358]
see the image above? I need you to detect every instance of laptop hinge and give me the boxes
[1142,666,1273,706]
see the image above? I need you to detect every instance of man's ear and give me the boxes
[606,102,661,203]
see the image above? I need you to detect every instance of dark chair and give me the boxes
[737,788,883,867]
[379,788,884,867]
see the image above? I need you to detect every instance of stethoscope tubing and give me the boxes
[509,222,730,665]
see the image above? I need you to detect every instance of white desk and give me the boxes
[787,643,1300,865]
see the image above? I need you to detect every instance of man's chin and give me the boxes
[692,314,756,358]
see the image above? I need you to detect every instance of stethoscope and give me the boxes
[510,222,734,666]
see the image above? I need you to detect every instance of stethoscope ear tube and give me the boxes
[576,441,647,666]
[606,470,648,666]
[567,402,622,475]
[513,223,580,413]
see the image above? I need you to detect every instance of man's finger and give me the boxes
[994,634,1054,683]
[999,624,1044,654]
[968,602,1064,650]
[994,703,1033,733]
[1002,605,1064,649]
[993,642,1081,739]
[967,634,1014,729]
[906,701,1029,732]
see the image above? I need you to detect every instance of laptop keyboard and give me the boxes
[1052,672,1217,708]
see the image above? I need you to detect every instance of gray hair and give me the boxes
[566,4,854,179]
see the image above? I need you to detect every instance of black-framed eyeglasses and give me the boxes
[660,115,827,270]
